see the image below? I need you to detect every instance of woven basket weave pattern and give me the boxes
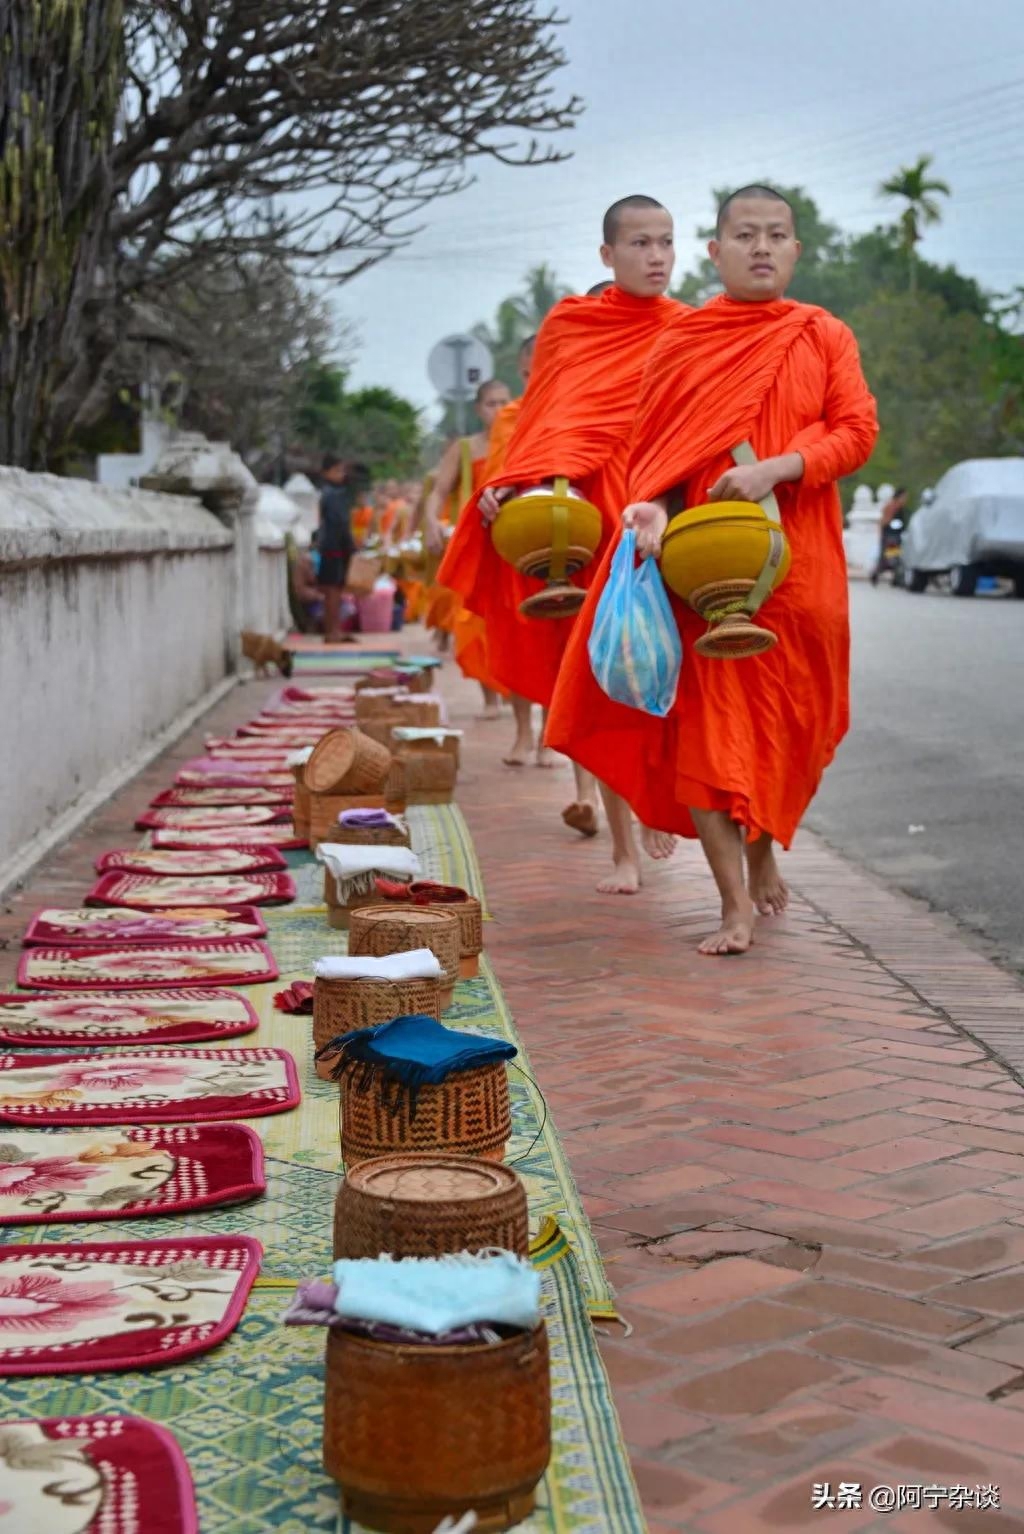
[314,975,441,1053]
[339,1062,511,1165]
[348,905,461,998]
[323,1323,550,1530]
[308,793,388,851]
[306,727,392,795]
[332,1155,528,1260]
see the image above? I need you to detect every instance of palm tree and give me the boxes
[879,155,951,294]
[512,263,571,329]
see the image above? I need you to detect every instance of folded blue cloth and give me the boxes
[327,1014,516,1112]
[332,1252,540,1335]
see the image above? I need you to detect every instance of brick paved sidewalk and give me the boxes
[5,644,1024,1533]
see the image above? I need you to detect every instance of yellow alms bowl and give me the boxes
[492,481,603,582]
[660,501,791,604]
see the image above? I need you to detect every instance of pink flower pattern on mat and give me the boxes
[49,1062,188,1093]
[0,1273,119,1331]
[0,1157,99,1196]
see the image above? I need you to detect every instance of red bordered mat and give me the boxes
[175,764,294,787]
[0,1234,262,1375]
[0,988,259,1047]
[96,846,287,876]
[135,805,289,831]
[0,1414,199,1531]
[150,825,307,851]
[151,786,291,807]
[0,1123,265,1224]
[87,872,296,909]
[22,906,267,947]
[16,940,278,992]
[0,1047,300,1125]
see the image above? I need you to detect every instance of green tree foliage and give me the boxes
[879,154,951,293]
[672,181,1023,498]
[293,366,422,477]
[471,262,571,392]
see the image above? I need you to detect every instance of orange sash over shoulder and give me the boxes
[437,287,683,706]
[547,297,879,845]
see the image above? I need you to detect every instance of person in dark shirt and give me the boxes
[318,453,360,641]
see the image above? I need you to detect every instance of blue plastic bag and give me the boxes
[588,529,682,716]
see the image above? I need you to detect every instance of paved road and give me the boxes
[807,580,1024,974]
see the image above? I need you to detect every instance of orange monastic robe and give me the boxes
[547,296,879,846]
[437,286,682,706]
[452,399,524,692]
[424,445,485,634]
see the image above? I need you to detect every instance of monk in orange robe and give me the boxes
[423,378,511,708]
[459,337,548,764]
[547,186,879,949]
[438,196,682,865]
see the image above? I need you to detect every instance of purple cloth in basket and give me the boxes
[338,808,395,828]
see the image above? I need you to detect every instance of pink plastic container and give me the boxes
[357,580,397,634]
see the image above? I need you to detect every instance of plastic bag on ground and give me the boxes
[588,529,682,717]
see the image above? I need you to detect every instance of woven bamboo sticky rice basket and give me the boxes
[384,759,407,813]
[305,727,392,795]
[332,1154,528,1260]
[323,1321,550,1532]
[339,1060,512,1166]
[325,815,411,850]
[312,976,442,1080]
[394,749,457,805]
[395,733,461,768]
[309,793,388,852]
[359,714,405,749]
[426,894,483,979]
[348,905,461,1005]
[355,688,406,722]
[391,696,442,727]
[291,766,311,841]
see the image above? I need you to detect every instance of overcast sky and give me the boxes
[343,0,1023,415]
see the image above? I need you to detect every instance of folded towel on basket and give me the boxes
[337,808,401,829]
[332,1251,540,1335]
[316,844,421,890]
[313,949,442,984]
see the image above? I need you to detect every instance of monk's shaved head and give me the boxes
[716,186,795,237]
[603,195,667,245]
[586,281,614,296]
[474,378,508,404]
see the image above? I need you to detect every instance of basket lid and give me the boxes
[346,1155,521,1204]
[352,904,460,930]
[305,729,359,792]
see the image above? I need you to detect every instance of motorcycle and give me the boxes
[870,517,905,587]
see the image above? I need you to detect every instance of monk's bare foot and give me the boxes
[746,842,790,916]
[597,857,641,895]
[562,801,599,837]
[480,702,502,722]
[641,826,676,860]
[503,732,533,767]
[698,896,755,956]
[535,744,559,768]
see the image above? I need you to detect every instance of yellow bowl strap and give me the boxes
[548,475,570,581]
[743,526,787,615]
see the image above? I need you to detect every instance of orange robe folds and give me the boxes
[425,442,482,634]
[547,296,879,846]
[451,400,523,694]
[437,286,682,706]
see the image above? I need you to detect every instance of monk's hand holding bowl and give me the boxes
[480,484,516,525]
[623,501,668,560]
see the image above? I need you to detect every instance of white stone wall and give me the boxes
[0,466,287,889]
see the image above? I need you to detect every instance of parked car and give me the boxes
[901,458,1024,596]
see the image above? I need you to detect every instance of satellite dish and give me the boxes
[427,333,494,404]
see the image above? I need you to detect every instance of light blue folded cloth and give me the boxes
[332,1251,540,1335]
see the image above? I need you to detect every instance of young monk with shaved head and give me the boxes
[438,196,683,889]
[548,186,878,948]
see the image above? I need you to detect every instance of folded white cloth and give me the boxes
[392,727,463,744]
[313,948,442,983]
[285,745,315,766]
[393,692,443,708]
[316,844,420,884]
[331,1251,540,1334]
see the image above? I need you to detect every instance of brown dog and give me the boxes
[240,632,294,678]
